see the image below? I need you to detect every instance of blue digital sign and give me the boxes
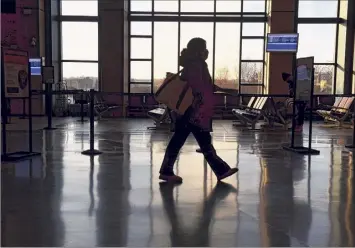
[29,58,42,76]
[266,33,299,53]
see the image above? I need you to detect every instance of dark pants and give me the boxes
[296,102,306,126]
[160,113,231,177]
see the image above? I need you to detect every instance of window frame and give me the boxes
[58,0,100,89]
[128,0,268,94]
[296,0,341,94]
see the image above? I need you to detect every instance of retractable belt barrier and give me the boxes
[5,89,354,160]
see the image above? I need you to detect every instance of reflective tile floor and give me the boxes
[1,119,354,247]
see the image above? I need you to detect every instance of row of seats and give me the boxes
[72,92,353,129]
[234,96,354,129]
[147,96,355,130]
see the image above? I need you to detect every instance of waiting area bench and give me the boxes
[316,97,354,127]
[91,94,123,120]
[147,105,172,129]
[232,97,269,129]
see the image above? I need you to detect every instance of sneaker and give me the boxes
[217,168,239,181]
[159,174,183,183]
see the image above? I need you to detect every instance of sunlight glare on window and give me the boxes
[154,0,178,12]
[242,0,265,12]
[216,0,241,12]
[241,39,264,60]
[297,24,336,63]
[181,0,214,12]
[61,0,98,16]
[298,0,338,18]
[130,0,152,11]
[180,23,214,71]
[62,22,98,61]
[214,23,240,90]
[154,22,178,92]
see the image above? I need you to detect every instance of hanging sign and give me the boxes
[2,48,29,98]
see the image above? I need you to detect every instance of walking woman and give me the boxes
[159,37,238,183]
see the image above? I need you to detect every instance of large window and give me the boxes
[62,62,99,90]
[59,0,99,92]
[298,24,337,94]
[61,22,98,61]
[129,1,267,94]
[129,0,267,94]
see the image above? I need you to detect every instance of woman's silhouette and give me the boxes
[159,38,238,183]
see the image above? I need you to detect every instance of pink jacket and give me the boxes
[181,61,215,131]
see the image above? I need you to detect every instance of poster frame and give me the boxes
[1,47,41,161]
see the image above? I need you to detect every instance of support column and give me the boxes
[335,0,349,94]
[265,0,296,95]
[342,0,354,94]
[98,0,129,94]
[353,35,355,93]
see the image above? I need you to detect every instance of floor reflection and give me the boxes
[160,182,237,246]
[1,119,354,247]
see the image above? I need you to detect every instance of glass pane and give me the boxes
[298,24,336,63]
[154,0,178,12]
[298,0,338,18]
[62,62,98,90]
[130,84,151,93]
[241,62,263,84]
[216,0,241,12]
[131,61,151,82]
[131,22,152,35]
[336,24,347,66]
[240,85,263,94]
[62,22,98,61]
[61,1,98,16]
[131,38,151,59]
[130,0,152,11]
[154,22,178,93]
[339,0,348,19]
[180,22,214,72]
[243,0,265,12]
[214,23,240,90]
[181,0,214,12]
[314,65,334,94]
[241,39,264,60]
[242,23,264,37]
[336,66,344,94]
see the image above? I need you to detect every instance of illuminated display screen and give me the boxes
[29,58,42,76]
[266,33,299,53]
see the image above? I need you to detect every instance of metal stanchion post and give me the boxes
[82,89,102,156]
[77,91,88,123]
[43,83,57,130]
[19,98,26,119]
[345,103,355,149]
